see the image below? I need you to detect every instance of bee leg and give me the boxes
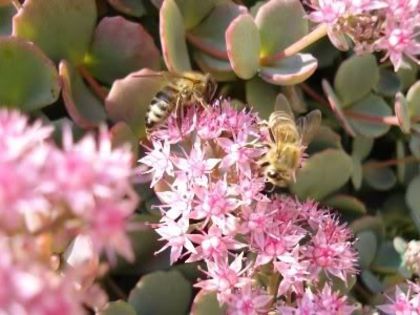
[174,96,184,136]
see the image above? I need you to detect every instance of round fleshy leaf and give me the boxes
[283,86,307,113]
[334,54,379,106]
[254,0,308,58]
[355,230,377,268]
[193,50,236,82]
[86,16,160,85]
[307,37,340,69]
[346,94,392,138]
[352,136,373,161]
[322,79,356,136]
[394,237,408,254]
[394,92,411,133]
[351,155,363,190]
[175,0,216,30]
[187,2,246,60]
[110,122,139,158]
[160,0,191,72]
[409,134,420,158]
[59,61,106,128]
[0,4,14,35]
[245,77,278,119]
[107,0,146,17]
[397,62,418,90]
[106,69,166,137]
[226,14,260,80]
[361,270,383,294]
[406,175,420,233]
[374,68,401,97]
[350,216,385,238]
[13,0,97,64]
[308,125,342,153]
[0,37,60,110]
[291,149,353,200]
[371,242,402,274]
[128,271,192,315]
[407,80,420,117]
[325,194,366,216]
[191,291,225,315]
[259,53,317,86]
[363,164,396,191]
[103,301,137,315]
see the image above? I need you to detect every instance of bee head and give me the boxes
[265,167,291,187]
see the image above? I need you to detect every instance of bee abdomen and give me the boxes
[145,86,177,129]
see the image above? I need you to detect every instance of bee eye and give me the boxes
[267,171,277,178]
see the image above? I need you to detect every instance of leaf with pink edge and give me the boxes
[254,0,308,58]
[394,92,410,133]
[107,0,146,17]
[59,60,106,129]
[160,0,191,72]
[259,53,317,86]
[85,16,160,85]
[0,37,60,110]
[175,0,216,30]
[13,0,97,64]
[106,69,166,137]
[245,77,278,119]
[407,80,420,117]
[191,291,225,315]
[226,14,260,80]
[187,2,246,60]
[193,50,236,82]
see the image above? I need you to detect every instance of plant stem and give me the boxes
[261,23,328,65]
[300,82,330,107]
[78,66,109,102]
[11,0,22,10]
[363,155,420,169]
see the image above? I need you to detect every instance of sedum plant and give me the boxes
[0,0,418,314]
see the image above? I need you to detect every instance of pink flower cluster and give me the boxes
[139,101,358,313]
[308,0,420,70]
[0,109,139,314]
[378,282,420,314]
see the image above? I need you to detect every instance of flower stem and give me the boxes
[261,23,328,65]
[363,155,420,169]
[78,66,109,101]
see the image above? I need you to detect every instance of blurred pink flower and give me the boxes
[378,282,420,315]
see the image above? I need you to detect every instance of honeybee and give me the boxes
[258,95,321,187]
[141,71,217,134]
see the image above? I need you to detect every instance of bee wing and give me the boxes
[296,109,322,146]
[273,94,294,119]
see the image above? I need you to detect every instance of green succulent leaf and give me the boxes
[334,54,379,106]
[409,134,420,158]
[394,92,411,133]
[86,17,160,85]
[324,194,367,216]
[363,164,397,191]
[245,77,278,119]
[128,271,192,315]
[351,155,363,190]
[13,0,97,64]
[350,215,385,238]
[106,69,166,138]
[0,3,14,35]
[397,62,418,90]
[188,2,245,59]
[355,230,377,268]
[406,175,420,233]
[396,140,406,183]
[361,270,383,294]
[160,0,191,72]
[291,149,353,200]
[371,242,402,274]
[259,53,317,86]
[307,37,340,69]
[59,60,106,128]
[407,80,420,117]
[308,125,342,152]
[0,37,60,110]
[347,94,392,138]
[175,0,216,30]
[352,136,374,161]
[226,14,260,80]
[191,291,225,315]
[255,0,308,58]
[102,301,137,315]
[194,50,236,82]
[374,68,401,97]
[107,0,147,17]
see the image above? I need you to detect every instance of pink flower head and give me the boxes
[225,281,272,315]
[378,282,420,315]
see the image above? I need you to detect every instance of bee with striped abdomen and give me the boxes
[143,71,217,136]
[258,95,321,188]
